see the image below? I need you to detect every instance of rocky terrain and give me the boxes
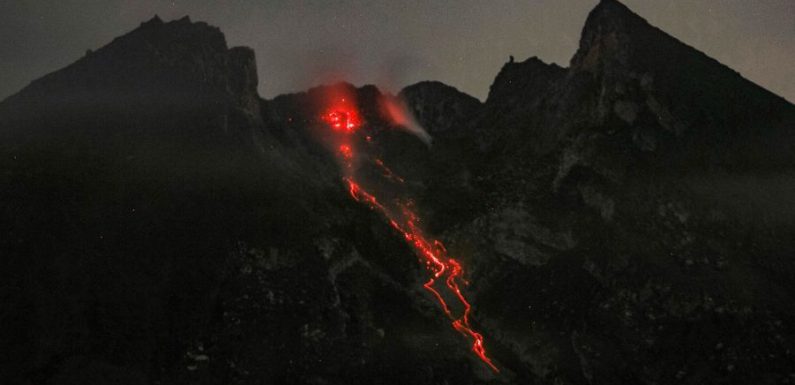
[1,1,794,384]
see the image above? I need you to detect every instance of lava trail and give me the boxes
[320,100,499,373]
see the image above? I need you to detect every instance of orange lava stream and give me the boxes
[325,107,499,373]
[344,177,498,372]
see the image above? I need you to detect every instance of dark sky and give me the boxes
[1,1,793,102]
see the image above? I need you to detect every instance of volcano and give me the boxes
[1,1,794,385]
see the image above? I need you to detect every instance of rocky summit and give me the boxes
[1,1,793,384]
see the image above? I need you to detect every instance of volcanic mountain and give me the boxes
[1,1,793,384]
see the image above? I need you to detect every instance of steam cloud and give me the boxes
[381,94,433,146]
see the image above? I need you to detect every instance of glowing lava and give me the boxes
[322,100,499,373]
[322,104,361,133]
[339,144,354,161]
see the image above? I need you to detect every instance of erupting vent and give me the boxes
[322,105,361,132]
[321,100,500,373]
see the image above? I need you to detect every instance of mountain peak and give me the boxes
[399,81,481,134]
[477,0,794,173]
[570,0,651,71]
[142,15,163,26]
[400,81,478,102]
[596,0,630,10]
[590,0,640,23]
[0,15,263,134]
[486,56,564,104]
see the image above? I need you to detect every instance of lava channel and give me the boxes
[321,105,500,373]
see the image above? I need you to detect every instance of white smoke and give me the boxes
[381,94,432,146]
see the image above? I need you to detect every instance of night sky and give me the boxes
[1,1,793,102]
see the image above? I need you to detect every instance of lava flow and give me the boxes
[321,100,499,373]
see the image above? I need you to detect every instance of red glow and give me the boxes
[323,108,361,132]
[345,178,499,373]
[374,158,405,184]
[315,84,363,132]
[382,95,412,127]
[339,144,354,160]
[325,103,499,373]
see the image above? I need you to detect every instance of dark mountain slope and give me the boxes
[563,0,795,171]
[400,81,482,135]
[0,17,485,385]
[418,1,795,384]
[481,0,795,174]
